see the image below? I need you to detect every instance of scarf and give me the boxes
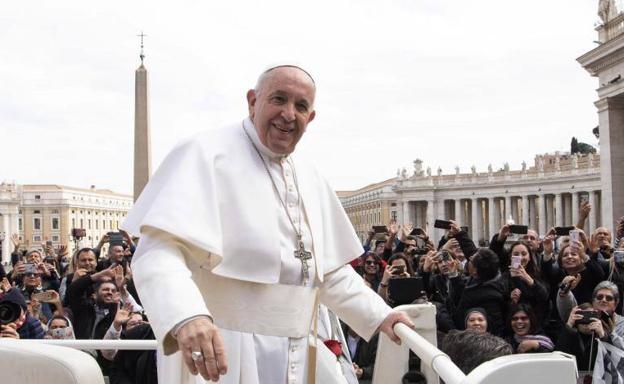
[514,333,554,351]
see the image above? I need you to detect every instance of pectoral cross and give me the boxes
[294,236,312,286]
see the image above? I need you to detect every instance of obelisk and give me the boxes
[133,32,151,201]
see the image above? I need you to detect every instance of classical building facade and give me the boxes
[0,183,133,264]
[340,152,602,245]
[578,7,624,230]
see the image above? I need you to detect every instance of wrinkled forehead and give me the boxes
[595,227,611,236]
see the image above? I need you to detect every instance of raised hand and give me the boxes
[113,301,134,330]
[10,233,19,249]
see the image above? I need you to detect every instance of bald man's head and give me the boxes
[246,66,316,154]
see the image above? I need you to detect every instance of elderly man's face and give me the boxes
[594,227,612,247]
[247,67,316,154]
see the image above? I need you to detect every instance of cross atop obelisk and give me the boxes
[133,31,151,201]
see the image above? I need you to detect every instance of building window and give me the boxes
[34,210,40,214]
[18,218,23,231]
[52,217,60,230]
[391,211,398,221]
[33,218,41,230]
[33,235,42,242]
[52,209,59,214]
[72,218,76,228]
[88,219,91,229]
[103,220,107,229]
[80,219,84,229]
[95,220,99,229]
[35,195,41,200]
[52,235,60,242]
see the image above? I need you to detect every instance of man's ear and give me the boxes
[246,89,256,118]
[307,110,316,124]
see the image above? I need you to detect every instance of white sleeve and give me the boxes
[100,322,122,361]
[319,265,391,341]
[131,226,212,355]
[121,290,144,313]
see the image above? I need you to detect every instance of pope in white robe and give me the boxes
[121,65,410,383]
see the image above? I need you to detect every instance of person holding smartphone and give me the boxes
[499,241,549,327]
[378,253,414,305]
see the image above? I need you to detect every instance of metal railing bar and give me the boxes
[19,339,158,350]
[394,323,467,384]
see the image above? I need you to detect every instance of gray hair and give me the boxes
[255,65,316,92]
[593,280,620,302]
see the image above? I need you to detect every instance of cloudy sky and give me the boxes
[1,0,602,195]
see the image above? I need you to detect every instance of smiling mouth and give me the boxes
[272,123,294,134]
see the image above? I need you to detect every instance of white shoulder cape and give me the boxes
[122,119,363,283]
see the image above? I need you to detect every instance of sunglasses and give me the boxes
[25,273,41,278]
[365,260,377,265]
[595,294,615,302]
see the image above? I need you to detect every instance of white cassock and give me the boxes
[122,118,391,384]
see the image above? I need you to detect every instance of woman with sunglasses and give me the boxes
[505,303,554,354]
[557,281,624,338]
[361,252,384,292]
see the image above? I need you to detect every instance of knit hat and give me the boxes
[0,288,28,310]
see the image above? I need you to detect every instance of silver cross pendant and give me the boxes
[294,236,312,286]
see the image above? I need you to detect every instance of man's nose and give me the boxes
[280,102,296,122]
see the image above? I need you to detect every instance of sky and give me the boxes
[0,0,604,195]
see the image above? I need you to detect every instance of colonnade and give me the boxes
[397,190,602,244]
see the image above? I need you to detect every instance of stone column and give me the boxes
[538,194,547,235]
[522,196,530,226]
[426,200,435,240]
[571,192,579,227]
[555,193,563,227]
[455,199,463,226]
[1,214,9,265]
[134,64,152,202]
[589,191,597,232]
[505,196,512,222]
[595,98,624,231]
[402,201,410,224]
[488,197,497,240]
[471,198,480,242]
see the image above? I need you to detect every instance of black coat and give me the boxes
[453,275,507,336]
[499,272,550,326]
[109,324,158,384]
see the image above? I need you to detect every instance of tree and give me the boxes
[571,137,579,154]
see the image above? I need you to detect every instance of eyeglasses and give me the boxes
[511,315,529,321]
[25,273,40,278]
[365,260,377,265]
[595,294,615,302]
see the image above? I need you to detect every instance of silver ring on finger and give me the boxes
[191,351,204,362]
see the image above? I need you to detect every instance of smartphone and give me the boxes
[434,220,452,230]
[511,255,522,269]
[108,232,125,246]
[24,263,38,275]
[46,240,53,247]
[392,265,406,275]
[569,229,580,244]
[410,227,425,236]
[509,225,528,235]
[32,291,56,302]
[372,225,387,234]
[555,226,575,236]
[614,250,624,265]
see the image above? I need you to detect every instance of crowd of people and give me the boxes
[0,230,157,384]
[1,202,624,383]
[348,201,624,382]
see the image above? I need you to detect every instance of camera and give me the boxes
[575,310,599,325]
[24,263,38,275]
[0,301,21,325]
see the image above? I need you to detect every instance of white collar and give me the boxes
[243,117,289,162]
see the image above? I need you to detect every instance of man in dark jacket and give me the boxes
[453,248,507,336]
[109,322,158,384]
[341,322,378,383]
